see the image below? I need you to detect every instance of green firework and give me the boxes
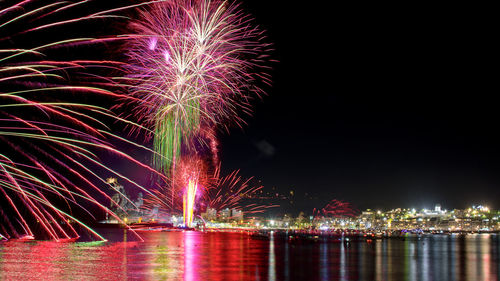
[153,97,201,174]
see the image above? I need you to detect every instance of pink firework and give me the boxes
[121,0,271,173]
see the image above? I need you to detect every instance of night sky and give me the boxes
[218,2,498,211]
[0,0,497,226]
[3,0,497,241]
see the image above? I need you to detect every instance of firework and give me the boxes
[122,0,271,174]
[203,167,277,216]
[143,155,207,219]
[182,178,198,227]
[0,0,163,240]
[315,200,359,219]
[171,155,206,227]
[142,162,276,223]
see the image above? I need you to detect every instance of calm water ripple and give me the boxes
[0,230,498,280]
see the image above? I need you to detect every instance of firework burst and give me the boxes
[122,0,271,174]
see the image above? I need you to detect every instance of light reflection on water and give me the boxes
[0,231,498,280]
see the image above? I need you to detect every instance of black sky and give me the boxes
[218,2,498,211]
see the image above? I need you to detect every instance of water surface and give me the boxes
[0,230,498,280]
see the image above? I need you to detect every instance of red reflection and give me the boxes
[16,230,500,280]
[184,231,198,281]
[0,230,274,280]
[180,231,269,280]
[0,239,143,280]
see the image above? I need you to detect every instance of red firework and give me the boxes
[315,199,359,219]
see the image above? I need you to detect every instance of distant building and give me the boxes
[209,208,244,222]
[435,204,441,212]
[202,208,217,221]
[232,209,243,221]
[219,208,231,220]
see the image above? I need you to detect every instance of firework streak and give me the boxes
[182,178,198,227]
[0,0,167,240]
